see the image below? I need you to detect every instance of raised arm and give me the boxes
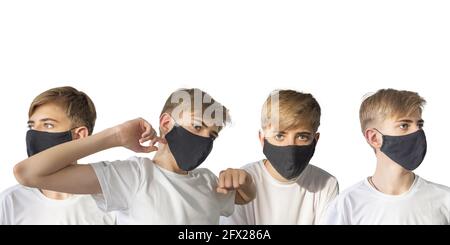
[14,118,162,194]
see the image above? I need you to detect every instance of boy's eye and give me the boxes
[418,123,424,129]
[27,125,32,129]
[44,123,54,129]
[399,124,409,130]
[274,134,284,141]
[193,124,202,131]
[298,135,309,141]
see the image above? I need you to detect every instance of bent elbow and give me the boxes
[13,163,34,187]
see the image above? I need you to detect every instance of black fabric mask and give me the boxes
[165,124,214,171]
[26,129,73,157]
[376,129,427,171]
[263,138,316,180]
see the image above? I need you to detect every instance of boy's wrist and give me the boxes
[98,126,123,149]
[242,173,256,199]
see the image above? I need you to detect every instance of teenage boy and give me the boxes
[0,86,115,225]
[13,88,256,224]
[222,90,338,225]
[323,88,450,225]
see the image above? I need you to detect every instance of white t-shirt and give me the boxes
[0,185,116,225]
[220,160,339,225]
[322,175,450,225]
[91,157,235,225]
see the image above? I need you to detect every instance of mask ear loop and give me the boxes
[371,128,386,153]
[372,128,385,136]
[163,116,180,137]
[170,115,180,127]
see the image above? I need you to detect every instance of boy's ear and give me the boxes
[159,113,174,137]
[258,130,265,147]
[314,132,320,143]
[365,128,382,150]
[72,126,89,140]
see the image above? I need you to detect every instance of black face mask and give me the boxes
[26,129,74,157]
[263,138,316,180]
[376,129,427,171]
[165,124,214,171]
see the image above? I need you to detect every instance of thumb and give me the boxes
[216,187,229,194]
[138,145,159,153]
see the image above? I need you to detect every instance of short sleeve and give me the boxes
[90,157,147,212]
[320,198,347,225]
[220,203,253,225]
[0,194,12,225]
[316,177,339,224]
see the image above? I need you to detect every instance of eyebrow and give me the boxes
[275,131,286,134]
[41,118,59,123]
[28,118,59,124]
[297,131,312,135]
[396,119,424,124]
[396,119,414,123]
[271,131,312,136]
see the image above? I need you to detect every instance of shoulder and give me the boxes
[298,164,339,190]
[242,161,262,172]
[328,180,367,207]
[192,167,217,180]
[0,185,30,200]
[417,176,450,197]
[91,156,154,175]
[0,185,34,207]
[129,156,155,169]
[241,161,263,178]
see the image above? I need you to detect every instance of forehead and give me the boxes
[378,110,423,126]
[29,102,69,121]
[390,109,422,121]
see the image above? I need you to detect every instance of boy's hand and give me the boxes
[217,168,256,204]
[115,118,167,153]
[217,168,249,194]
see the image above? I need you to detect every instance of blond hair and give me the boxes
[359,88,426,133]
[261,90,321,132]
[160,88,231,129]
[29,86,97,135]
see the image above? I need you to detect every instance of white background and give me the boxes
[1,0,449,192]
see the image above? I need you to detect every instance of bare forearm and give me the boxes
[14,127,119,180]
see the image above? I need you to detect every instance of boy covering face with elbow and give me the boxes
[13,88,255,225]
[0,86,115,225]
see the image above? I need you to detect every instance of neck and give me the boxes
[263,159,291,183]
[153,148,187,175]
[40,189,72,200]
[371,154,416,195]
